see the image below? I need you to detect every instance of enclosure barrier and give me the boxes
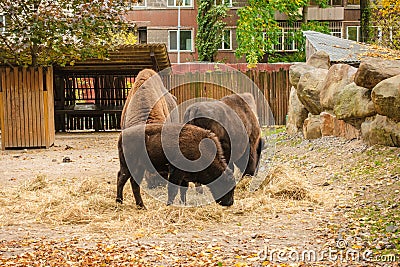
[164,67,291,126]
[53,65,291,131]
[0,67,55,150]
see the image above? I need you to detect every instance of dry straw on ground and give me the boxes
[0,165,326,238]
[260,165,312,201]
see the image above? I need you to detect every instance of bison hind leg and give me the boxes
[129,168,146,209]
[116,169,131,204]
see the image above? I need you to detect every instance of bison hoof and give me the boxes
[136,204,147,210]
[116,198,123,204]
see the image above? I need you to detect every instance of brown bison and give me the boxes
[184,93,263,177]
[117,123,236,208]
[118,69,178,197]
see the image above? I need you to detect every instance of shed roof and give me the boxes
[303,30,368,65]
[57,43,171,74]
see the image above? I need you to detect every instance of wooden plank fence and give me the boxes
[50,65,290,132]
[0,67,55,149]
[164,68,291,126]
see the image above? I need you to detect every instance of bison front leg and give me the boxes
[243,138,263,176]
[167,166,182,206]
[243,145,260,177]
[179,180,188,205]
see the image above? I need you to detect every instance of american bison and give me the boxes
[184,93,263,177]
[118,69,178,200]
[116,123,236,208]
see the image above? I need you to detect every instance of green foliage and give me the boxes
[297,21,330,52]
[269,52,306,63]
[236,0,333,65]
[196,0,228,62]
[236,0,281,66]
[0,0,137,67]
[262,21,330,63]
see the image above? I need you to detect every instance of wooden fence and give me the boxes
[52,66,291,131]
[164,67,291,126]
[0,67,55,149]
[53,69,134,131]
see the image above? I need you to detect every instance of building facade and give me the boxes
[126,0,362,63]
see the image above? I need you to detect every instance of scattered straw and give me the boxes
[0,165,325,238]
[260,165,311,201]
[23,175,48,191]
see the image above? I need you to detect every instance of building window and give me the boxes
[138,27,147,44]
[168,0,193,7]
[218,30,232,50]
[169,30,193,51]
[330,30,342,38]
[271,29,297,52]
[347,0,360,5]
[0,15,5,33]
[215,0,232,7]
[346,26,360,41]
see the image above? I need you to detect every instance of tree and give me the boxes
[0,0,137,67]
[195,0,228,62]
[370,0,400,49]
[360,0,371,43]
[236,0,331,65]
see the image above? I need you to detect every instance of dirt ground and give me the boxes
[0,130,399,266]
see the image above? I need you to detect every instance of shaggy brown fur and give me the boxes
[119,69,178,191]
[121,69,177,129]
[220,93,262,175]
[184,93,262,177]
[117,123,235,208]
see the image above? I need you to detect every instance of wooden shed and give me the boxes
[0,44,171,148]
[0,67,55,150]
[53,44,171,132]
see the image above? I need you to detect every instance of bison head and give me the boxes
[208,168,236,206]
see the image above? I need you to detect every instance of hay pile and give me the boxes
[260,165,313,201]
[0,166,323,238]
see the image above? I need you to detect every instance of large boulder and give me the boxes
[320,64,357,110]
[306,51,331,70]
[286,86,308,135]
[333,82,376,128]
[320,112,361,140]
[361,115,400,147]
[371,74,400,122]
[354,58,400,89]
[303,114,322,140]
[297,68,329,115]
[289,63,316,89]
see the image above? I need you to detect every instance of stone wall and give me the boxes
[287,51,400,147]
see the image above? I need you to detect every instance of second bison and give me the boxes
[184,93,263,177]
[117,123,236,208]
